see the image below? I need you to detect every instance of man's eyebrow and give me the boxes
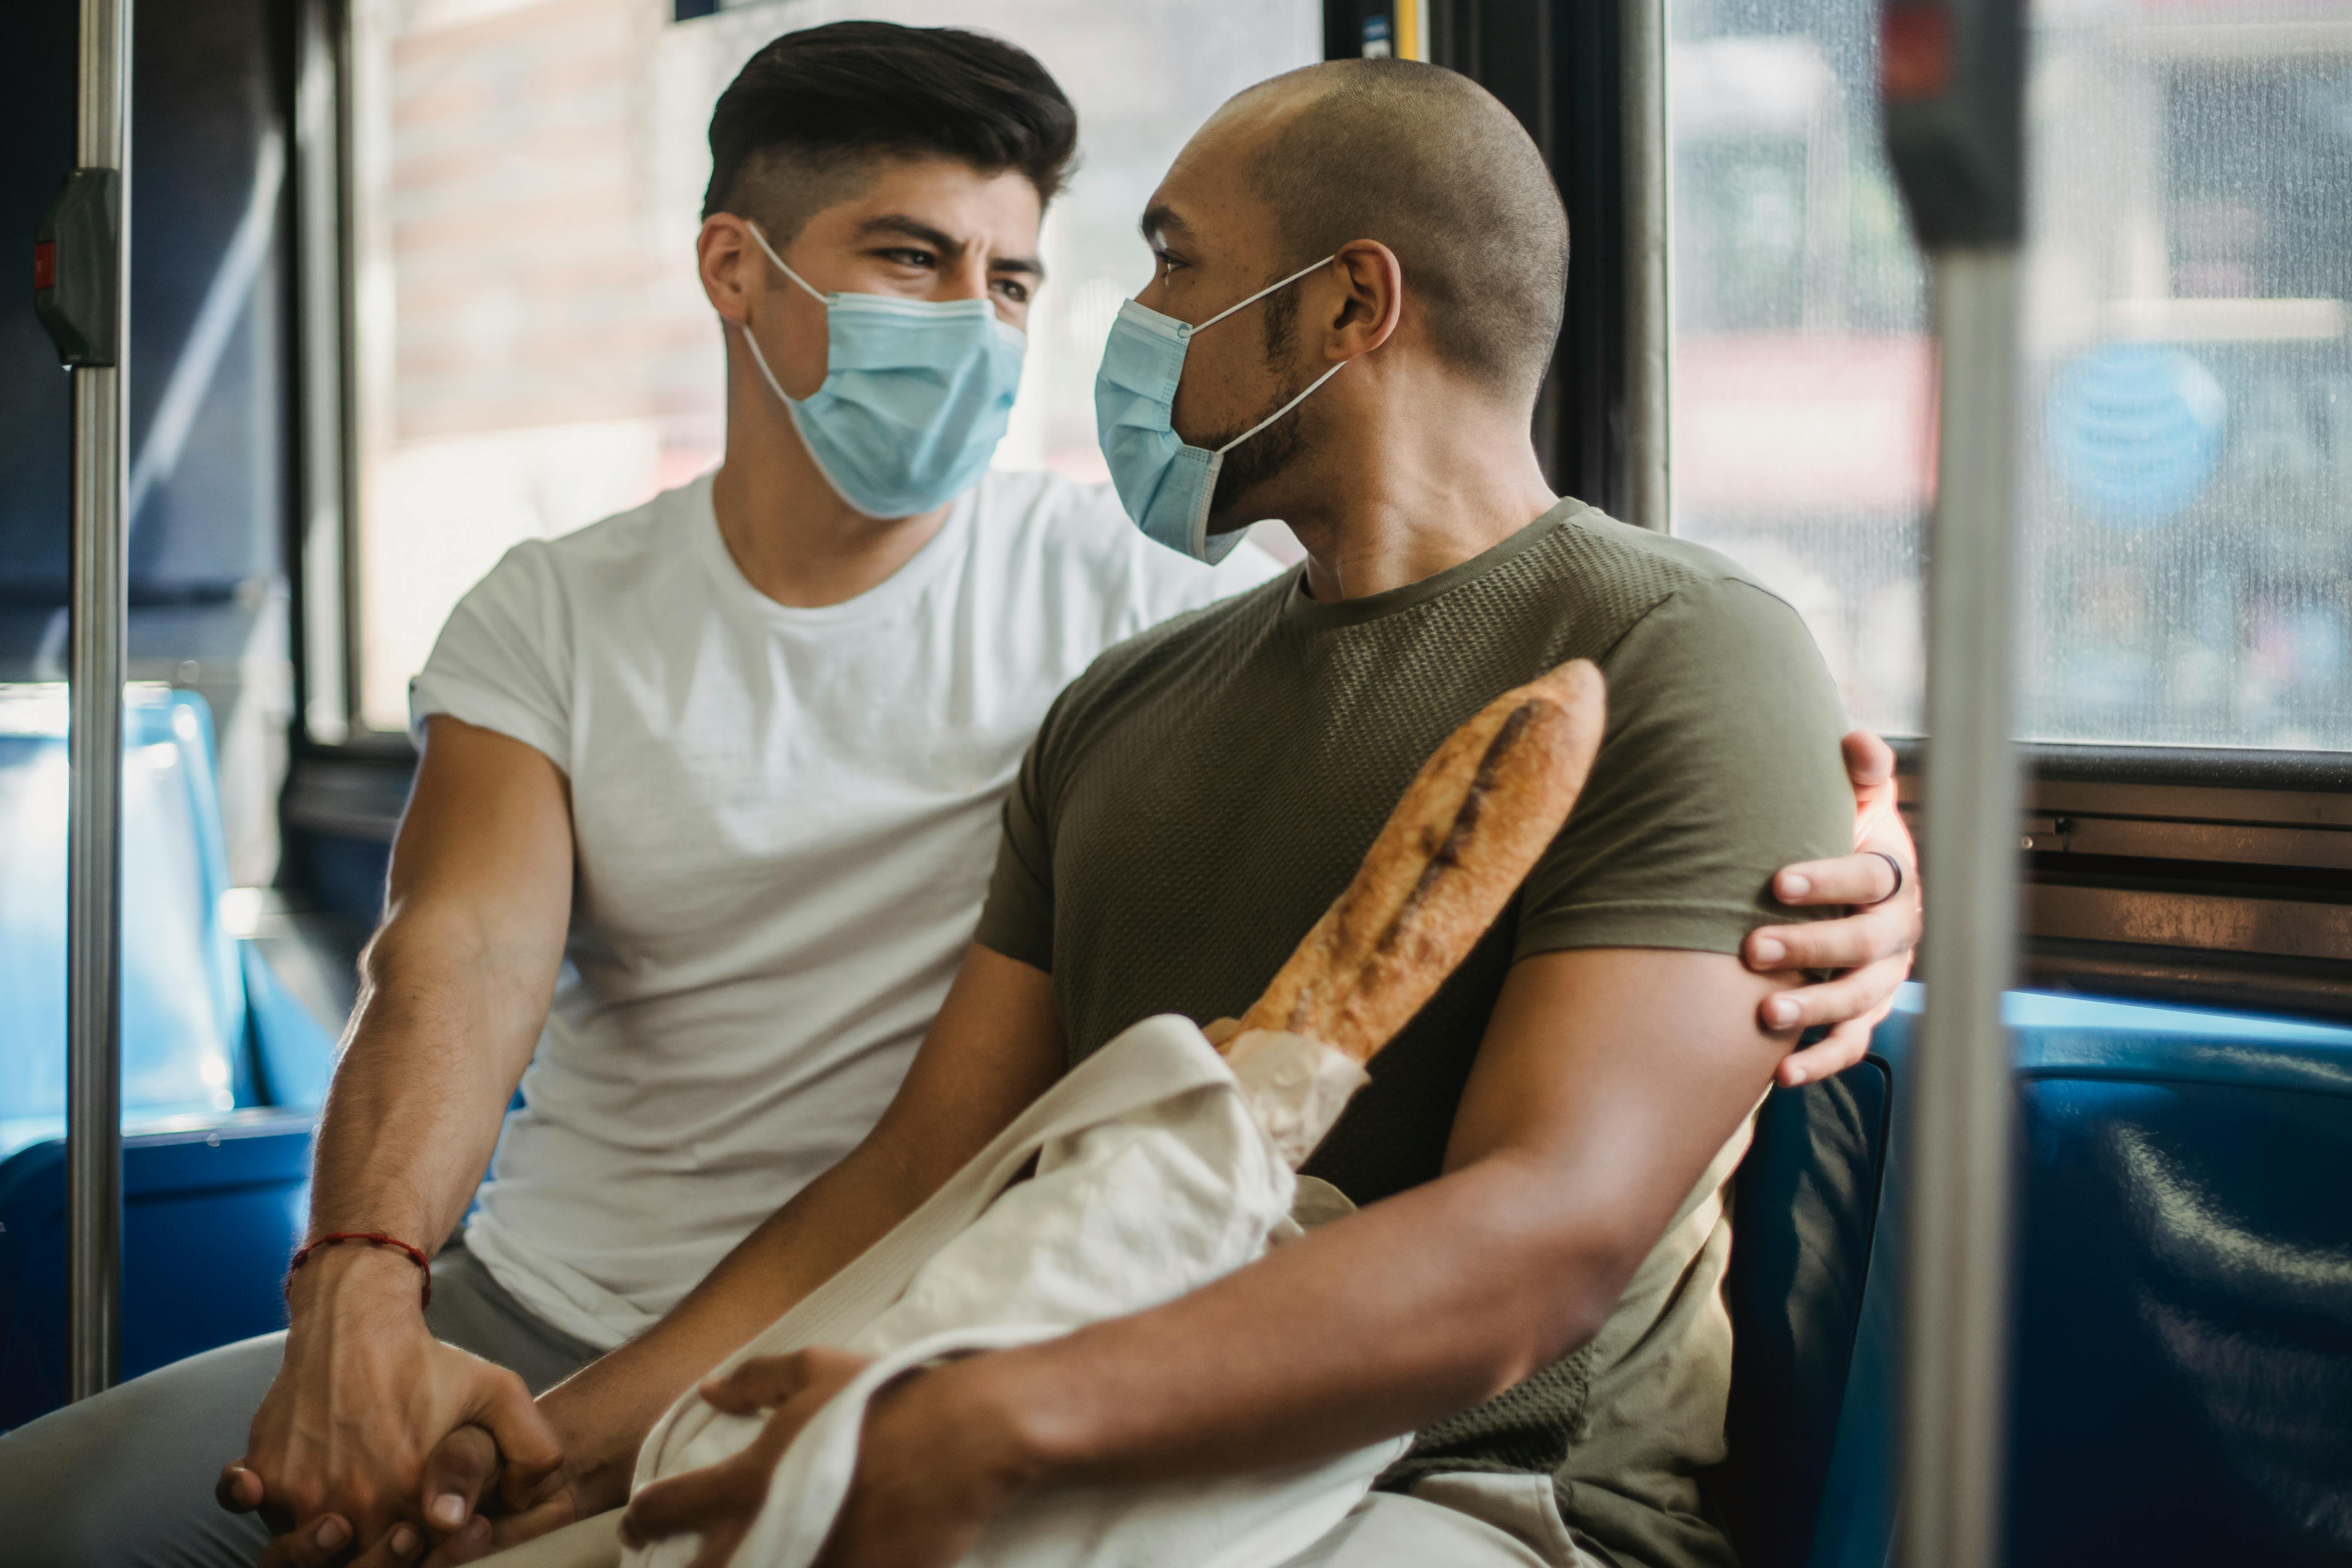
[1140,203,1195,247]
[855,214,963,254]
[856,213,1043,280]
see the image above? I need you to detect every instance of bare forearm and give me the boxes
[976,1156,1624,1489]
[545,944,1066,1502]
[307,921,550,1249]
[542,1126,949,1502]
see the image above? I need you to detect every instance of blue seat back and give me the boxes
[1730,987,2352,1568]
[0,683,250,1158]
[1717,1045,1899,1568]
[2003,994,2352,1566]
[0,681,337,1429]
[1717,1061,1892,1568]
[0,1113,314,1430]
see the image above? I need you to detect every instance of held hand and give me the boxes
[218,1246,562,1564]
[308,1421,585,1568]
[1745,729,1921,1086]
[805,1360,1024,1568]
[620,1349,1033,1568]
[620,1348,876,1568]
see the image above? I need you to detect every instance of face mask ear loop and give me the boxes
[737,319,798,411]
[735,219,832,414]
[1193,254,1340,334]
[1216,359,1348,456]
[744,219,832,305]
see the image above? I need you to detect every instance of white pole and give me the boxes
[1902,245,2022,1568]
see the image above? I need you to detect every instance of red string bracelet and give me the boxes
[286,1232,433,1309]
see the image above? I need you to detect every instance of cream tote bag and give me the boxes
[621,1015,1405,1568]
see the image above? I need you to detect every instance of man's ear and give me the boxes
[698,214,758,327]
[1321,239,1403,365]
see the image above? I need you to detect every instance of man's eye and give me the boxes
[992,278,1031,305]
[880,248,935,268]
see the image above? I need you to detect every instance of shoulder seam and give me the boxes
[1588,571,1800,670]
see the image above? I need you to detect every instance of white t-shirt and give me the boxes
[410,469,1281,1347]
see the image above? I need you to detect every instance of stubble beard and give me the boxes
[1205,286,1312,528]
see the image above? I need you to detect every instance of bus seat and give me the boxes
[1715,1017,1904,1568]
[2003,992,2352,1567]
[0,684,252,1151]
[242,940,339,1111]
[0,683,334,1430]
[1724,986,2352,1568]
[0,1111,314,1431]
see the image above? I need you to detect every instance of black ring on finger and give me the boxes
[1865,849,1907,904]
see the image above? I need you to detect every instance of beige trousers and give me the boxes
[480,1470,1591,1568]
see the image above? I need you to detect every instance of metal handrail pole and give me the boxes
[68,0,133,1401]
[1903,247,2023,1568]
[1620,0,1671,532]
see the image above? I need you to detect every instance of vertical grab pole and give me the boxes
[1880,0,2027,1564]
[68,0,134,1400]
[1907,245,2021,1568]
[1621,0,1671,533]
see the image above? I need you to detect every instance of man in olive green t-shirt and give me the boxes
[969,500,1848,1568]
[465,59,1920,1568]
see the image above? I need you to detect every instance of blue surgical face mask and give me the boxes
[1093,256,1345,563]
[739,221,1026,518]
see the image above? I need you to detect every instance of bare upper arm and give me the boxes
[1444,947,1799,1280]
[373,715,575,992]
[863,943,1068,1198]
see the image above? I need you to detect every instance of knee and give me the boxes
[0,1340,279,1568]
[0,1404,158,1564]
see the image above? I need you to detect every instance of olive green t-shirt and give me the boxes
[972,500,1850,1568]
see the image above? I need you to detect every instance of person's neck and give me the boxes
[708,349,953,610]
[1280,397,1559,603]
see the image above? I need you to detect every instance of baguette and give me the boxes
[1234,659,1606,1062]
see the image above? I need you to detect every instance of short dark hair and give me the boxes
[1247,60,1568,402]
[703,21,1078,244]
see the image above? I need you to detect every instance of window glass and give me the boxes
[2022,2,2352,749]
[348,0,1320,733]
[1668,0,2352,750]
[1668,0,1933,736]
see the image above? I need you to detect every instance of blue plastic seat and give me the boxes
[2001,992,2352,1566]
[1720,986,2352,1568]
[0,683,336,1430]
[0,684,250,1156]
[0,1112,315,1428]
[1715,1025,1904,1568]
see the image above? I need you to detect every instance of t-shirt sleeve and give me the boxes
[972,701,1063,974]
[1515,576,1852,960]
[407,541,573,770]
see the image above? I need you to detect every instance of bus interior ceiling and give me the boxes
[5,0,2350,1562]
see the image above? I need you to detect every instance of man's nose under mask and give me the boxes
[1093,255,1344,564]
[739,221,1026,519]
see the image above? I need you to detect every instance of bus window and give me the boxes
[342,0,1320,737]
[2023,9,2352,749]
[1668,0,1932,736]
[1669,0,2352,752]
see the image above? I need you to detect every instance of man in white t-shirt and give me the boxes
[0,23,1918,1568]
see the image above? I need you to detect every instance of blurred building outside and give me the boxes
[1669,0,2352,750]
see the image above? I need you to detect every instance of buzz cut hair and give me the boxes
[703,21,1079,247]
[1246,60,1569,403]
